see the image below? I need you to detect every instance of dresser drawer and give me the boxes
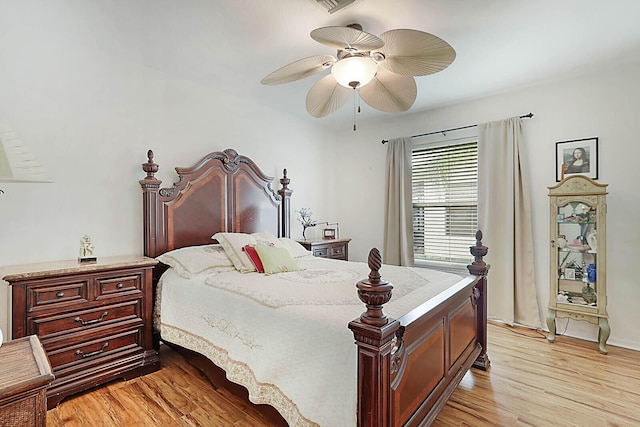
[95,273,142,300]
[312,247,329,257]
[298,238,350,261]
[27,280,90,313]
[329,244,346,259]
[29,300,141,338]
[46,327,143,374]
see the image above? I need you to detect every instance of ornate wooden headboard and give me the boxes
[139,148,292,261]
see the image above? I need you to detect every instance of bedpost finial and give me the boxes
[356,248,393,326]
[147,150,154,162]
[367,248,382,283]
[468,230,489,276]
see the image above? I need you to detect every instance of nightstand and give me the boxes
[3,255,159,409]
[297,238,351,261]
[0,335,54,427]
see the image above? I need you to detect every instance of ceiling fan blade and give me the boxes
[359,68,417,113]
[311,26,384,52]
[377,29,456,76]
[261,55,336,85]
[306,74,352,118]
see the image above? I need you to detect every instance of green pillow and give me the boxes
[254,244,300,275]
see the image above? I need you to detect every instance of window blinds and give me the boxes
[412,141,478,267]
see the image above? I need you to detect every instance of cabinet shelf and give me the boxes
[558,247,593,253]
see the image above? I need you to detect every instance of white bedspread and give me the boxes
[156,256,463,427]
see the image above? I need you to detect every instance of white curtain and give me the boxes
[383,137,414,266]
[478,117,541,327]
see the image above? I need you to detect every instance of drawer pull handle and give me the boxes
[116,283,124,289]
[74,311,109,326]
[75,342,108,358]
[56,291,65,298]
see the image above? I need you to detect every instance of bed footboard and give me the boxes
[349,231,489,427]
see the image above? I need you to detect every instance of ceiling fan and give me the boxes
[261,23,456,121]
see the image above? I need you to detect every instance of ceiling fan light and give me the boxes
[331,56,378,88]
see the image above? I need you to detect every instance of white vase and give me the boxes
[587,229,597,253]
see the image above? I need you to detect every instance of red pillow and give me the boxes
[242,245,265,273]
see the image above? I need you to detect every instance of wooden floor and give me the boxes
[46,322,640,426]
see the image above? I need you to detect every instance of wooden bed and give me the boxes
[139,148,489,426]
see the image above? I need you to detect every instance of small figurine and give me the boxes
[79,235,97,263]
[586,229,597,253]
[557,234,567,249]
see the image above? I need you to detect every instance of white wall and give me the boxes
[0,2,337,337]
[336,59,640,350]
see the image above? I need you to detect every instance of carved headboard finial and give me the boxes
[142,149,159,179]
[280,168,290,190]
[355,248,393,326]
[140,149,161,192]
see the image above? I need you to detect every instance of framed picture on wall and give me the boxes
[556,137,598,181]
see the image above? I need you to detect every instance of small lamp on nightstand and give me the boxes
[0,125,53,196]
[0,126,52,184]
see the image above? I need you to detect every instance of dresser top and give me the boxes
[1,255,158,282]
[0,335,54,397]
[296,238,351,246]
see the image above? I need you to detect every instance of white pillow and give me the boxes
[156,244,235,278]
[252,231,281,246]
[213,231,281,273]
[278,237,312,258]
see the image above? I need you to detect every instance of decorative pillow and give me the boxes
[278,237,312,258]
[254,244,300,275]
[156,244,235,278]
[243,245,265,273]
[213,231,281,272]
[212,232,256,272]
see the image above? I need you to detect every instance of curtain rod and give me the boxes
[380,112,534,144]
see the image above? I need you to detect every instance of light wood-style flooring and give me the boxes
[46,322,640,426]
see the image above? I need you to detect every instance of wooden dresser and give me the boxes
[297,238,351,261]
[3,255,159,409]
[0,335,54,426]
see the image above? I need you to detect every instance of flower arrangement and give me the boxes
[296,207,317,240]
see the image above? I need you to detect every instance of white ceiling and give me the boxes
[142,0,640,129]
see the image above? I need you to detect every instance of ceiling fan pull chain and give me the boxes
[353,88,357,131]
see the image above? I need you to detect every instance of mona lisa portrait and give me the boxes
[556,137,599,181]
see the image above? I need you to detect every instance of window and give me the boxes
[412,141,478,272]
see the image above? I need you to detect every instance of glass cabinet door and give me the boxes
[555,201,598,308]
